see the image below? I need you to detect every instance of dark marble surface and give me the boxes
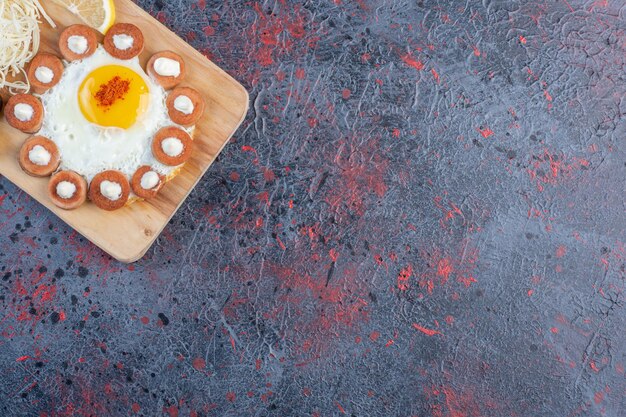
[1,0,625,416]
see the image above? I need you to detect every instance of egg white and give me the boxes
[38,47,188,182]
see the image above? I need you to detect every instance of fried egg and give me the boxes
[38,47,188,181]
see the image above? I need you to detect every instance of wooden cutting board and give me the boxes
[0,0,248,263]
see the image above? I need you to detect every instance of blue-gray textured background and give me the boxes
[1,0,625,416]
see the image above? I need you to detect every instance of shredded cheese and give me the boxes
[0,0,55,94]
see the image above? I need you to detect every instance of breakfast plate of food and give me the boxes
[0,0,249,262]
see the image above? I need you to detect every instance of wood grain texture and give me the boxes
[0,0,249,262]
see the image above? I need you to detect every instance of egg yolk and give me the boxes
[78,65,149,129]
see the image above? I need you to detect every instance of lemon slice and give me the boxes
[50,0,116,34]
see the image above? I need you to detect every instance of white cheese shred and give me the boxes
[0,0,56,94]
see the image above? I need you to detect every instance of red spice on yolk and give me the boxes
[94,76,131,110]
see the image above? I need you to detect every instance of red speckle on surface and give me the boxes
[369,331,380,342]
[203,25,215,36]
[458,275,477,288]
[131,403,140,413]
[412,323,442,337]
[594,391,604,404]
[342,88,351,99]
[477,126,494,138]
[226,391,236,402]
[442,386,482,417]
[397,264,413,291]
[526,150,588,191]
[434,196,463,229]
[544,90,552,102]
[263,262,369,362]
[34,284,56,303]
[246,3,318,69]
[262,167,276,182]
[4,268,62,329]
[165,406,178,417]
[437,258,453,282]
[255,217,264,228]
[325,137,388,216]
[61,231,118,282]
[426,384,497,417]
[242,145,257,153]
[431,68,440,83]
[556,245,567,258]
[258,191,270,206]
[401,54,425,71]
[415,239,480,295]
[192,357,206,370]
[155,11,167,23]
